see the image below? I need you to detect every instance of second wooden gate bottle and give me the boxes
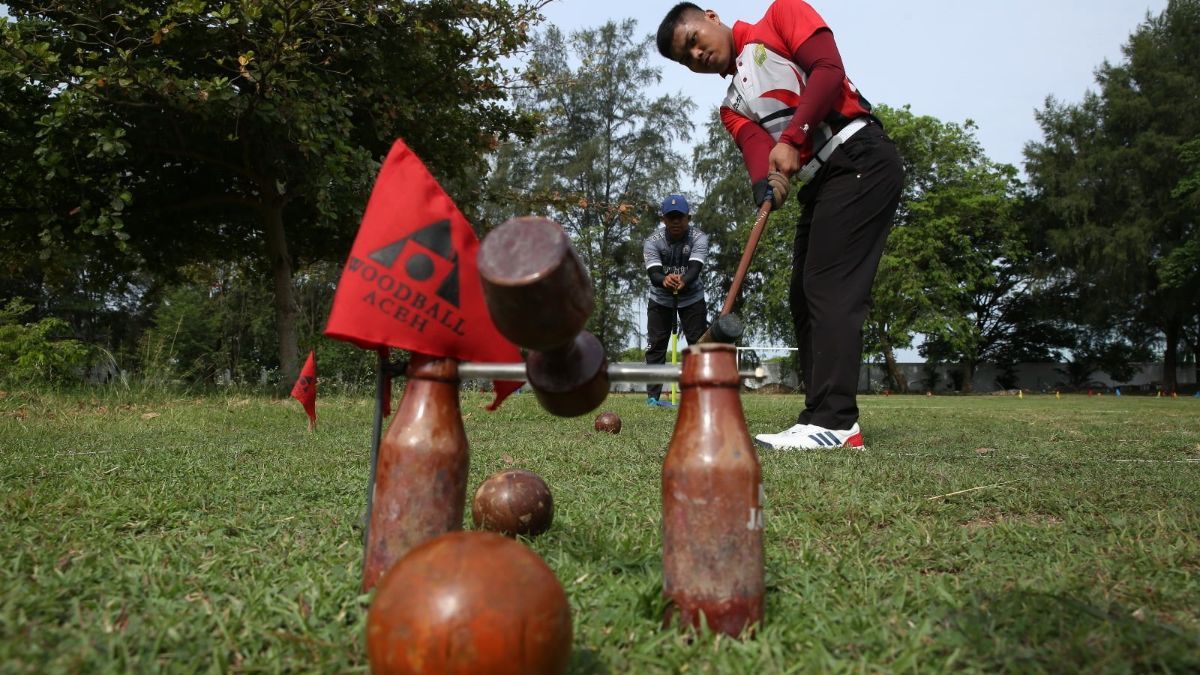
[661,343,764,637]
[362,354,468,592]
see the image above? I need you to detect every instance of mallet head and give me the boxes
[707,314,744,344]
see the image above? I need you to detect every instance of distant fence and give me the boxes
[739,357,1198,394]
[609,346,1196,395]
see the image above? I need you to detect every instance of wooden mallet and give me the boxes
[697,198,774,344]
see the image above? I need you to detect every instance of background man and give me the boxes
[643,194,710,407]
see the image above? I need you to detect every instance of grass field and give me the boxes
[2,387,1199,673]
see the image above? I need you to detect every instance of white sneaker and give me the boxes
[755,423,865,450]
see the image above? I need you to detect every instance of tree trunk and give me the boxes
[1193,341,1199,389]
[961,360,975,394]
[262,202,299,393]
[883,346,908,393]
[1162,320,1179,393]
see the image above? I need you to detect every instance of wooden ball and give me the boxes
[367,531,572,675]
[471,469,554,537]
[594,411,622,434]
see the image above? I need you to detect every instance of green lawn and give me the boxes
[2,388,1199,673]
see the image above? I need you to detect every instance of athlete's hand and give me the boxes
[768,142,802,177]
[766,172,790,208]
[753,172,791,210]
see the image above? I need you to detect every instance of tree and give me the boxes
[1171,138,1200,385]
[869,105,1049,392]
[2,0,543,387]
[911,185,1074,393]
[484,20,693,355]
[0,297,91,387]
[137,259,374,386]
[1024,0,1200,392]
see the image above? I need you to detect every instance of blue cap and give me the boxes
[661,194,690,215]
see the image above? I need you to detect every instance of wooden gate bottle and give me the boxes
[362,354,468,592]
[661,343,764,637]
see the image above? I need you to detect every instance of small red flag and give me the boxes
[324,139,522,409]
[291,350,317,428]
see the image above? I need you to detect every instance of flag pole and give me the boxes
[361,348,390,577]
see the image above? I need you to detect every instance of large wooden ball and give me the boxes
[471,469,554,537]
[367,531,572,675]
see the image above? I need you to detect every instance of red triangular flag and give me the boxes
[291,350,317,428]
[324,139,522,409]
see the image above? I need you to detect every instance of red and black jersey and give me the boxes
[720,0,872,183]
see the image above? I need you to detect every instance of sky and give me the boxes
[539,0,1169,172]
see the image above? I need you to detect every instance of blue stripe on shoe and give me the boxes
[822,431,841,446]
[808,433,830,447]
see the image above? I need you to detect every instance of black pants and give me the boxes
[791,122,903,430]
[645,298,708,400]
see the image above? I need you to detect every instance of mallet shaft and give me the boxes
[458,362,765,384]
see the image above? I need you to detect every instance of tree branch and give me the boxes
[144,146,261,183]
[157,194,261,213]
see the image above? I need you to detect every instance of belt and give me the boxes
[796,118,870,184]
